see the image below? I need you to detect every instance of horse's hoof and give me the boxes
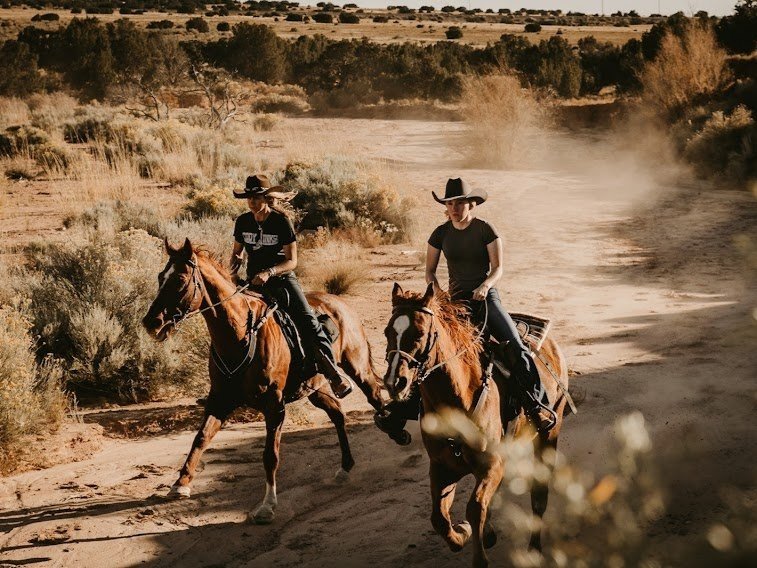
[483,526,498,549]
[334,468,350,484]
[453,521,472,540]
[168,483,191,499]
[393,430,412,446]
[250,506,275,525]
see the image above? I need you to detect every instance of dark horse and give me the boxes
[384,283,570,566]
[142,238,384,523]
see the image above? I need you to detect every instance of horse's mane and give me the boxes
[192,246,232,282]
[394,290,483,369]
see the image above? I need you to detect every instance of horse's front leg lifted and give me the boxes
[430,463,470,552]
[170,412,223,498]
[467,456,504,568]
[249,404,285,524]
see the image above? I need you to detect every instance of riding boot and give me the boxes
[315,349,353,399]
[374,393,420,446]
[505,343,556,433]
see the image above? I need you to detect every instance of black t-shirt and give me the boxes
[428,218,499,297]
[233,210,296,280]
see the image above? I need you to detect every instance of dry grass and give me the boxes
[641,24,731,118]
[459,73,546,169]
[299,236,370,295]
[0,97,30,129]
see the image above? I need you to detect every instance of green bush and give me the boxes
[21,224,207,403]
[186,17,209,33]
[217,21,231,31]
[525,22,542,32]
[312,12,333,23]
[445,26,463,39]
[277,158,412,244]
[339,12,360,24]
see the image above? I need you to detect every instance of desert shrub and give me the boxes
[277,158,412,244]
[217,21,230,31]
[312,12,333,23]
[186,17,209,33]
[339,12,360,24]
[146,19,174,29]
[252,113,278,131]
[0,98,29,129]
[250,83,310,114]
[0,306,67,470]
[215,23,288,83]
[32,12,59,21]
[524,22,542,32]
[373,15,388,23]
[21,225,207,403]
[285,12,303,21]
[299,237,369,294]
[58,18,116,100]
[28,92,78,135]
[458,73,544,168]
[183,179,245,220]
[680,105,756,182]
[641,24,730,117]
[0,40,45,97]
[445,26,463,39]
[0,125,50,155]
[716,0,757,54]
[64,200,166,237]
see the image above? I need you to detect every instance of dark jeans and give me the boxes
[262,273,336,364]
[457,288,543,400]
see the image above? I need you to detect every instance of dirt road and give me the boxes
[1,118,755,567]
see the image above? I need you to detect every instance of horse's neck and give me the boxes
[197,259,253,349]
[420,325,482,413]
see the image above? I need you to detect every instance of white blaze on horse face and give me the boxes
[387,315,411,388]
[158,264,175,291]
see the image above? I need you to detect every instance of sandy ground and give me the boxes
[0,118,755,566]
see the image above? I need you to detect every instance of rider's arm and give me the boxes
[425,244,442,294]
[230,241,244,272]
[472,238,503,300]
[271,242,298,275]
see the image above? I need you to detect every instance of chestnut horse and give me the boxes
[142,238,384,523]
[384,283,569,566]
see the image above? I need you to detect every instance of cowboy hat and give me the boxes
[233,174,296,200]
[432,178,487,205]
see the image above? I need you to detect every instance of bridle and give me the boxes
[386,301,488,386]
[165,255,250,331]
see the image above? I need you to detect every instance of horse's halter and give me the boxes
[164,256,206,330]
[386,306,439,386]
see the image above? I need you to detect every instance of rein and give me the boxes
[169,257,250,331]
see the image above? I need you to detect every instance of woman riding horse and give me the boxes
[377,177,554,433]
[230,174,353,399]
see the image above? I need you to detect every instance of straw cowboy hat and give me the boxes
[432,178,488,205]
[233,174,296,200]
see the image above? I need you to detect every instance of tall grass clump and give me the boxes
[458,73,545,169]
[21,223,207,403]
[0,306,67,471]
[299,233,370,295]
[640,24,731,119]
[277,158,413,245]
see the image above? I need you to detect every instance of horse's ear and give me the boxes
[422,282,435,305]
[179,238,193,260]
[392,282,404,303]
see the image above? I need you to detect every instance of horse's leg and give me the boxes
[528,433,558,551]
[308,389,354,482]
[170,403,227,498]
[430,463,470,552]
[249,403,285,525]
[339,353,383,411]
[466,456,505,568]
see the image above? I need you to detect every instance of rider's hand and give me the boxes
[252,271,270,286]
[230,253,243,273]
[472,283,490,301]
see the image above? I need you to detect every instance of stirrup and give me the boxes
[329,375,353,399]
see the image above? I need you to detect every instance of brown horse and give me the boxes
[384,283,569,566]
[142,238,384,523]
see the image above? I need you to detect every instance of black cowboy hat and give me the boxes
[432,178,487,205]
[233,174,296,200]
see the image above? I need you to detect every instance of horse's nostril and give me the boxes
[395,375,408,393]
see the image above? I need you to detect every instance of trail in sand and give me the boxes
[0,118,754,567]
